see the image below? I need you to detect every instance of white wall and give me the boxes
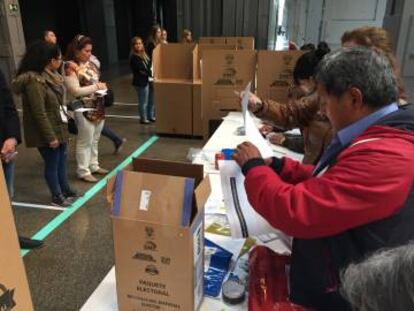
[287,0,387,49]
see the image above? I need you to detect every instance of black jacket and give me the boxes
[289,104,414,311]
[129,54,152,87]
[0,69,21,147]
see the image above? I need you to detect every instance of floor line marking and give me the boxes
[21,135,159,257]
[105,114,140,119]
[114,102,137,106]
[12,201,65,211]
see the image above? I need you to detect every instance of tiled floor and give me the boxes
[12,63,204,310]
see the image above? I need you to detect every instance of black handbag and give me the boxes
[67,117,78,135]
[104,89,114,107]
[61,101,78,135]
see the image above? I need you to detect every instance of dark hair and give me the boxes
[293,43,330,84]
[315,47,398,108]
[17,40,61,75]
[64,34,93,62]
[300,43,315,51]
[317,41,329,51]
[148,25,162,45]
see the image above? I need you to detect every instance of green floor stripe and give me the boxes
[21,135,158,257]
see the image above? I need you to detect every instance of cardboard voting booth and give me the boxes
[192,44,237,137]
[198,37,226,45]
[0,167,34,311]
[109,159,210,311]
[226,37,255,50]
[201,50,256,137]
[199,37,255,50]
[256,51,303,103]
[153,43,196,135]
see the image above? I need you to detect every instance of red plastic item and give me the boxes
[215,152,225,170]
[248,246,313,311]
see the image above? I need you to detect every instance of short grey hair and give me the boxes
[315,47,398,108]
[341,244,414,311]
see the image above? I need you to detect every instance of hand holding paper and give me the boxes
[233,142,262,167]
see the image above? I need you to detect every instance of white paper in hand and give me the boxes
[95,89,108,96]
[219,160,291,248]
[245,112,274,158]
[242,81,252,130]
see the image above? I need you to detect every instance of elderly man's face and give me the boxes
[318,84,353,131]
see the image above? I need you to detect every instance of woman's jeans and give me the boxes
[101,125,123,146]
[136,83,154,121]
[2,160,15,198]
[37,143,71,197]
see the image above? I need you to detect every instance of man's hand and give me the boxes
[1,138,17,155]
[267,133,286,146]
[1,138,17,162]
[49,139,59,149]
[233,142,262,167]
[239,91,263,113]
[259,124,274,136]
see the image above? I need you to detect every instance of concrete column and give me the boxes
[0,0,26,81]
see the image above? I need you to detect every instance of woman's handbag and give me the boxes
[104,89,114,107]
[67,117,78,135]
[61,101,78,135]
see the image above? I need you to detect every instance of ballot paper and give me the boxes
[74,108,97,113]
[241,81,252,130]
[219,160,291,247]
[95,89,108,96]
[245,112,274,158]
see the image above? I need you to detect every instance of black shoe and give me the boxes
[149,118,156,123]
[51,194,72,207]
[19,236,44,249]
[63,188,81,199]
[63,189,82,204]
[114,138,127,154]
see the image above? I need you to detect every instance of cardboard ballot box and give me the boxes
[109,159,210,311]
[153,43,196,135]
[256,50,303,103]
[0,167,34,311]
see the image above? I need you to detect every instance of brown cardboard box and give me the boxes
[153,43,196,135]
[192,44,236,138]
[192,81,202,136]
[193,44,237,81]
[256,50,303,103]
[153,43,195,80]
[226,37,255,50]
[198,37,226,45]
[109,159,210,311]
[154,80,193,135]
[198,37,254,50]
[201,50,257,137]
[0,167,34,311]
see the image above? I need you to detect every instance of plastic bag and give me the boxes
[249,245,312,311]
[204,238,233,297]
